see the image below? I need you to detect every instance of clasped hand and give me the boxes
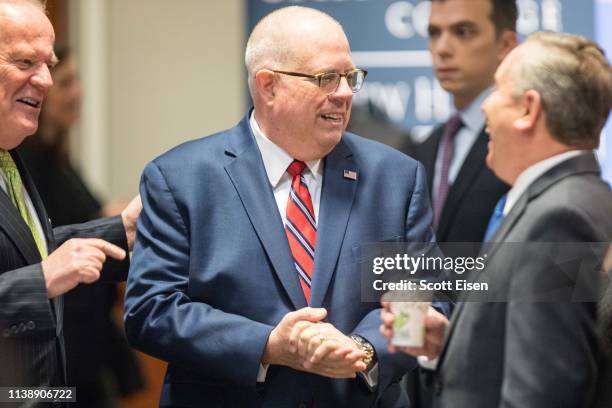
[263,307,367,378]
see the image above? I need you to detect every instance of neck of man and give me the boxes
[453,83,493,111]
[253,110,330,162]
[507,142,577,186]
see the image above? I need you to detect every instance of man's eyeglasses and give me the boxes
[272,69,368,95]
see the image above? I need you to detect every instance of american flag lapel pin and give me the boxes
[343,169,358,180]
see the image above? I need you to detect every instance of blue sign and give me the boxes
[247,0,595,142]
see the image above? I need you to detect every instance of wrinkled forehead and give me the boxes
[291,24,352,68]
[0,2,55,45]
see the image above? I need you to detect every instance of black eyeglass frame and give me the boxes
[271,68,368,94]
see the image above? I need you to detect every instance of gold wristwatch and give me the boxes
[350,335,375,370]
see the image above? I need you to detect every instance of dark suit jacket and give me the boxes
[413,125,509,244]
[408,124,508,408]
[124,112,446,407]
[0,150,129,392]
[18,139,144,405]
[433,153,612,408]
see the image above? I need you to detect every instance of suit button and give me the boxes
[18,322,26,332]
[10,325,18,335]
[26,321,35,330]
[298,403,308,408]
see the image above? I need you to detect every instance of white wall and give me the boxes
[72,0,246,199]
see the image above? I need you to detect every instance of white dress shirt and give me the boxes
[0,165,48,255]
[432,87,492,203]
[249,112,378,387]
[250,112,323,222]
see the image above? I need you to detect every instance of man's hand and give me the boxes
[262,308,366,379]
[380,302,449,360]
[41,238,127,299]
[121,195,142,251]
[262,307,327,368]
[292,321,367,378]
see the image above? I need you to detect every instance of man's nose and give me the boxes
[30,64,53,90]
[330,76,353,101]
[431,32,454,58]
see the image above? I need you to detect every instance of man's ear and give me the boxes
[255,69,276,103]
[514,90,542,132]
[497,30,518,63]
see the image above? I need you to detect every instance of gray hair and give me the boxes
[510,31,612,149]
[244,6,344,95]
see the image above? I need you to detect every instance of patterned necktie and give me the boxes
[285,160,317,303]
[433,114,464,231]
[0,150,47,258]
[483,194,507,242]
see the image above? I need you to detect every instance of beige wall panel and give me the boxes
[107,0,246,197]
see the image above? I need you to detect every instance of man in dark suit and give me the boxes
[0,0,140,394]
[124,6,449,407]
[382,32,612,407]
[408,2,517,404]
[413,0,517,244]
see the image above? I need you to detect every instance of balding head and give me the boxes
[245,6,347,95]
[244,6,356,162]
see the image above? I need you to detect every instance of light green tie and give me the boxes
[0,150,48,258]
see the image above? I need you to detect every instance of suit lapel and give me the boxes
[9,150,61,326]
[12,149,54,248]
[224,116,307,310]
[437,128,488,238]
[309,140,358,307]
[438,152,601,370]
[482,152,600,259]
[436,192,527,370]
[0,151,42,265]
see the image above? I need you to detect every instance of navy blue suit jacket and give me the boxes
[124,113,438,407]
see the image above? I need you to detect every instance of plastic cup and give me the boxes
[389,301,431,347]
[383,289,432,348]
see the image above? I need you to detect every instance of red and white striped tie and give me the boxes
[285,160,317,303]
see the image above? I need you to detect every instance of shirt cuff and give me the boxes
[417,355,439,370]
[257,363,269,383]
[358,362,379,389]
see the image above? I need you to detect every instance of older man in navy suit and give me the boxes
[125,6,446,407]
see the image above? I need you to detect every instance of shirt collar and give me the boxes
[458,86,493,133]
[503,150,586,215]
[249,111,322,187]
